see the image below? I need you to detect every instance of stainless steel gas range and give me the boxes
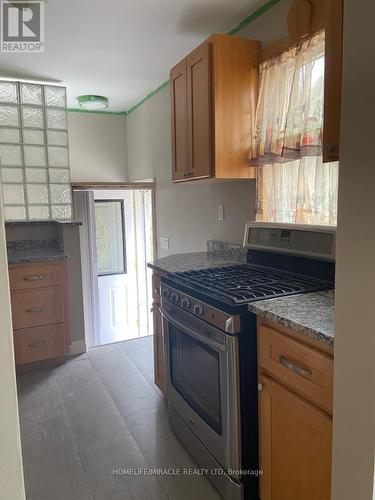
[160,223,336,500]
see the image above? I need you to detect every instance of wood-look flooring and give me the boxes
[17,336,221,500]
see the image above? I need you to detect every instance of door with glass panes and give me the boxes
[95,199,129,345]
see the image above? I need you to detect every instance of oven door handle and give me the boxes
[160,308,227,353]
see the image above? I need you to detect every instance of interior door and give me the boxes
[95,200,128,345]
[186,41,213,179]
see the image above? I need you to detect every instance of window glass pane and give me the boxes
[48,168,70,183]
[46,108,67,130]
[0,82,18,103]
[0,128,20,143]
[95,200,126,275]
[26,184,48,204]
[22,106,44,128]
[51,204,71,220]
[23,129,45,145]
[45,86,66,108]
[25,168,47,183]
[49,183,71,204]
[20,83,43,105]
[47,130,68,146]
[1,167,23,182]
[0,144,22,165]
[28,205,50,220]
[0,105,19,127]
[2,184,24,204]
[23,145,46,167]
[4,206,26,220]
[48,146,69,167]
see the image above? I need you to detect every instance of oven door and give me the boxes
[161,299,241,472]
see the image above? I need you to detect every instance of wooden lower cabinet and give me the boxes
[152,270,165,393]
[258,319,333,500]
[9,260,70,368]
[259,375,332,500]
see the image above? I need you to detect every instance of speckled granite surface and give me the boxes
[249,290,335,346]
[148,251,247,273]
[7,239,67,264]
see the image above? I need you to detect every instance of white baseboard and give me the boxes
[68,339,87,356]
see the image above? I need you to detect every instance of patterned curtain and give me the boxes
[252,31,339,225]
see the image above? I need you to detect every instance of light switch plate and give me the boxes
[218,204,224,221]
[160,237,169,250]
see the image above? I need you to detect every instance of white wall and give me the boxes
[0,208,25,499]
[125,0,293,257]
[126,85,256,257]
[68,112,128,183]
[331,1,375,498]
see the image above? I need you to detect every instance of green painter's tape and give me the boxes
[67,108,127,116]
[69,0,280,116]
[227,0,281,35]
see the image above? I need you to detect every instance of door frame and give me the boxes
[72,181,157,347]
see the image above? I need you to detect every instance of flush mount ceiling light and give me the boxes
[77,95,109,111]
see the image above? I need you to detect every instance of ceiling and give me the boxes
[0,0,268,112]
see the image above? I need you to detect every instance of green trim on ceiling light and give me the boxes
[67,0,280,117]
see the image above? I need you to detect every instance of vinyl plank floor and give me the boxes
[18,337,221,500]
[87,342,163,418]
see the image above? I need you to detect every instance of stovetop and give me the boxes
[162,263,334,313]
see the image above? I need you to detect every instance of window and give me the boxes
[251,31,338,225]
[95,200,126,276]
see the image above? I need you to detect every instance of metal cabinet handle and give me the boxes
[28,340,49,348]
[23,275,47,281]
[279,354,312,377]
[25,306,47,313]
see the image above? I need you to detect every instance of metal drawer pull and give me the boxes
[279,354,312,377]
[28,340,50,348]
[25,306,47,313]
[23,275,47,281]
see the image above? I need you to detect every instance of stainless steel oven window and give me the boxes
[169,323,222,435]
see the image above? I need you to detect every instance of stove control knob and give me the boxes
[193,304,204,316]
[181,298,191,309]
[171,292,180,303]
[162,289,171,299]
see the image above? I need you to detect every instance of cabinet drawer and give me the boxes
[11,288,64,330]
[9,261,66,291]
[14,323,65,365]
[259,325,333,414]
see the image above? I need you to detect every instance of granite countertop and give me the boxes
[7,239,68,264]
[249,290,335,347]
[148,251,247,273]
[7,249,67,264]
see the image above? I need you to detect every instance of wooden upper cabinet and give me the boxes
[170,34,260,182]
[323,0,343,162]
[186,42,213,180]
[171,59,188,181]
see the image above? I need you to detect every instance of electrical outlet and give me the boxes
[160,237,170,250]
[217,204,224,221]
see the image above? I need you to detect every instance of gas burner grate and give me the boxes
[169,264,333,304]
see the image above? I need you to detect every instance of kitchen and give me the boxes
[0,1,374,500]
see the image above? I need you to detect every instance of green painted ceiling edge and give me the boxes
[68,0,280,117]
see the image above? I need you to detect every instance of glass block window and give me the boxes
[0,81,72,221]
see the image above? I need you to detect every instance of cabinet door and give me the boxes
[259,375,332,500]
[186,41,213,179]
[323,0,343,162]
[171,59,189,181]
